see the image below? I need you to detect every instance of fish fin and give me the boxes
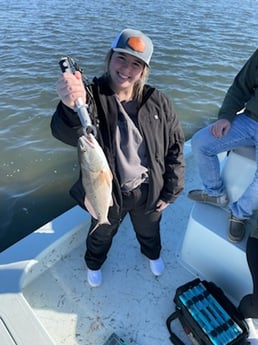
[98,170,113,206]
[99,169,113,188]
[108,169,113,180]
[84,197,98,219]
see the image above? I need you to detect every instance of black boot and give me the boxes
[238,294,258,319]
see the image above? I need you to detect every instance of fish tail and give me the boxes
[89,220,111,236]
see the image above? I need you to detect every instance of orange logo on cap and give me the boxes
[127,36,146,52]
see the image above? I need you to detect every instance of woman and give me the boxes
[51,28,185,287]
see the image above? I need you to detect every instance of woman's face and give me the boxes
[109,52,145,93]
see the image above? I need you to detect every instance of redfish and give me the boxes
[78,134,113,234]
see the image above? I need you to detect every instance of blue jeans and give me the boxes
[191,114,258,219]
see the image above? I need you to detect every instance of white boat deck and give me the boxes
[0,141,257,345]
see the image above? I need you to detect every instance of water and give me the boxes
[1,0,258,251]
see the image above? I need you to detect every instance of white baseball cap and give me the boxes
[111,28,153,67]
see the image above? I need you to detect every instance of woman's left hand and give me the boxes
[156,200,169,212]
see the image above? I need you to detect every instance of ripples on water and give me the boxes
[1,0,258,250]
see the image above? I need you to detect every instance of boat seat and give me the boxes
[233,145,255,161]
[223,146,256,203]
[180,146,257,303]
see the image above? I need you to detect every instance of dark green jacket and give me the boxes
[51,75,185,216]
[218,49,258,122]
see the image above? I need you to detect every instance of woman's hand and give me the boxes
[56,71,86,109]
[156,199,169,212]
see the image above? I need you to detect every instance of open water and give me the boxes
[1,0,258,250]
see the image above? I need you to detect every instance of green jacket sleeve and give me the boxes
[218,49,258,122]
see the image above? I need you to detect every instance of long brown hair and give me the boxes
[104,49,150,103]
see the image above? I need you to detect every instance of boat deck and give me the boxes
[22,207,194,345]
[0,142,257,345]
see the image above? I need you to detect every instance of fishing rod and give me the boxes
[59,56,97,136]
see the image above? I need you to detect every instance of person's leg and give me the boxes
[191,126,226,196]
[85,223,118,287]
[132,207,164,276]
[131,209,162,260]
[227,117,258,242]
[85,220,119,270]
[247,237,258,299]
[190,115,258,242]
[191,115,255,197]
[124,184,164,275]
[231,127,258,219]
[132,208,164,276]
[85,202,127,270]
[85,205,125,286]
[125,184,162,259]
[238,236,258,318]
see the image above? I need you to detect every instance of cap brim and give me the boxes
[112,48,150,67]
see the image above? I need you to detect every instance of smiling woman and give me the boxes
[108,53,146,101]
[51,28,185,287]
[105,51,150,103]
[108,29,152,102]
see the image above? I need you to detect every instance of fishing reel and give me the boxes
[59,56,86,77]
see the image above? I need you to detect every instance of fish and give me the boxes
[78,134,113,234]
